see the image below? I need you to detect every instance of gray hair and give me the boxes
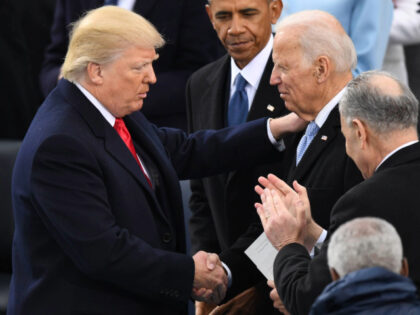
[327,217,403,278]
[275,10,357,72]
[339,70,419,134]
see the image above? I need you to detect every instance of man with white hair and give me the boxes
[310,217,420,314]
[216,10,363,311]
[257,70,420,314]
[9,6,295,315]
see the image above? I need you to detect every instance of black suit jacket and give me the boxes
[274,142,420,315]
[39,0,223,130]
[186,54,288,255]
[220,105,363,298]
[8,79,279,315]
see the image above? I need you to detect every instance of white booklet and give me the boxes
[245,232,278,281]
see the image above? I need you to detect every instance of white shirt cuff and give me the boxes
[266,119,285,151]
[309,229,328,258]
[221,262,232,288]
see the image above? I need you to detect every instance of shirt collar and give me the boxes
[230,35,273,89]
[75,82,116,126]
[376,140,419,171]
[314,87,347,128]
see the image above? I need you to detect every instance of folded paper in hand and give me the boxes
[245,232,278,281]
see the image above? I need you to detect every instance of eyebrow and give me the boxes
[214,7,259,18]
[239,8,259,14]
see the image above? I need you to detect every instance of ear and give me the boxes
[205,4,215,29]
[329,268,340,281]
[86,62,104,85]
[400,258,409,277]
[314,56,330,83]
[352,118,368,149]
[269,0,283,24]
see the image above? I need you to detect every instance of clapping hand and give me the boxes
[254,174,322,251]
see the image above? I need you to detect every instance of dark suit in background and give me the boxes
[219,105,363,297]
[274,142,420,315]
[187,54,288,255]
[0,0,56,139]
[8,79,279,315]
[405,44,420,101]
[39,0,223,130]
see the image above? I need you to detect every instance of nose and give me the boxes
[270,67,281,86]
[145,64,157,84]
[228,15,245,35]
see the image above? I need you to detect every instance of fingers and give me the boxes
[257,176,274,191]
[269,287,279,302]
[267,280,275,289]
[293,180,308,200]
[255,184,264,196]
[268,173,295,197]
[256,203,268,228]
[263,188,275,218]
[206,253,219,271]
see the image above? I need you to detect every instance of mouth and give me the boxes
[137,91,148,99]
[227,39,251,51]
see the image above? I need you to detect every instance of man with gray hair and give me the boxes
[256,70,420,314]
[310,217,420,314]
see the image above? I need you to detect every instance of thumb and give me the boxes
[206,253,219,270]
[295,199,307,229]
[293,180,309,203]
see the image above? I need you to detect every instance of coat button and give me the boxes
[162,232,172,243]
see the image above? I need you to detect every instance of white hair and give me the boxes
[275,10,357,72]
[327,217,403,277]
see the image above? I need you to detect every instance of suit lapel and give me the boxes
[199,55,231,129]
[125,115,183,224]
[59,80,170,223]
[247,56,284,121]
[288,106,341,182]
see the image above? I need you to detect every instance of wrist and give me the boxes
[304,222,323,252]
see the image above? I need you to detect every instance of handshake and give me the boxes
[191,251,228,304]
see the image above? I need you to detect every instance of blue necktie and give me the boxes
[296,121,319,165]
[228,74,249,126]
[104,0,118,5]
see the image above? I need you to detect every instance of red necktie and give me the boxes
[114,118,152,188]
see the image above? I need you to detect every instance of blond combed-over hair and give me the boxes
[61,6,165,82]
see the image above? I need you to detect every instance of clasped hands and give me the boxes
[192,251,228,305]
[254,174,323,252]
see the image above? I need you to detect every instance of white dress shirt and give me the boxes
[230,35,273,110]
[75,83,150,178]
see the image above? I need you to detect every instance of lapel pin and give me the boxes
[321,135,328,141]
[267,104,275,112]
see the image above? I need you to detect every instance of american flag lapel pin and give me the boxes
[321,135,328,141]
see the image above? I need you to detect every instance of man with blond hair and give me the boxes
[9,6,291,315]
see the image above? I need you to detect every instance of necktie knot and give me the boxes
[235,73,248,91]
[114,118,130,143]
[306,121,319,137]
